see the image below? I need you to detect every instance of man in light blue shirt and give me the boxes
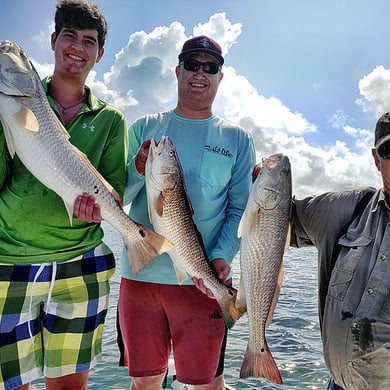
[75,35,255,389]
[119,36,255,389]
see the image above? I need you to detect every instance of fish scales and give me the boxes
[145,135,246,329]
[0,40,173,273]
[237,153,292,384]
[157,179,221,286]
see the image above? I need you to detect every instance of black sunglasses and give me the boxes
[377,141,390,159]
[179,59,221,75]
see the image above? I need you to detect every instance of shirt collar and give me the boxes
[42,76,104,111]
[373,188,390,211]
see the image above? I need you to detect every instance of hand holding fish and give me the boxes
[74,192,103,223]
[135,139,151,175]
[192,258,231,299]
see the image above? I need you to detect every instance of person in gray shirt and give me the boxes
[290,112,390,390]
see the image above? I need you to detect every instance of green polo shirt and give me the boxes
[0,76,127,263]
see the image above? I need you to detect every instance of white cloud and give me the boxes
[32,13,385,197]
[356,65,390,117]
[329,109,349,129]
[32,60,53,79]
[33,21,54,51]
[192,12,242,58]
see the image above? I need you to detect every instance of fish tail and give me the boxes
[221,287,247,329]
[124,225,174,275]
[239,343,283,384]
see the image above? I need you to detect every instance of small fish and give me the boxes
[0,40,173,273]
[145,135,245,329]
[237,153,292,384]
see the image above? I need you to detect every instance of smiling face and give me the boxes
[51,27,104,81]
[174,53,223,119]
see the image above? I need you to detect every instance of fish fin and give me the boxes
[15,105,39,132]
[172,260,188,284]
[124,222,174,275]
[284,223,292,252]
[265,262,284,328]
[155,192,164,218]
[1,102,37,157]
[238,209,259,237]
[64,201,74,226]
[237,209,248,238]
[219,286,246,329]
[146,188,157,223]
[235,278,247,308]
[239,343,283,384]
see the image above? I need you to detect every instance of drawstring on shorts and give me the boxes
[28,262,57,344]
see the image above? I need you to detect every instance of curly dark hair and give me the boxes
[54,0,108,49]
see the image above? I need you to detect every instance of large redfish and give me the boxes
[145,135,246,329]
[0,40,173,273]
[237,153,292,384]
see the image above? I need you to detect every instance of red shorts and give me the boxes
[118,278,226,385]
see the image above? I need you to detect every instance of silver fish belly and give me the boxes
[237,153,292,384]
[0,40,173,273]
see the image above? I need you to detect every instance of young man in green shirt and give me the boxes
[0,1,127,389]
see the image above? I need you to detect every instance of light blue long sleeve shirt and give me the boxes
[120,110,255,284]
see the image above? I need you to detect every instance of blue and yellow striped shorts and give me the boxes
[0,243,115,390]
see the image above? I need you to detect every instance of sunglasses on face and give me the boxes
[377,142,390,159]
[179,59,221,75]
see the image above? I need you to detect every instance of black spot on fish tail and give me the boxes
[139,229,146,238]
[209,310,223,320]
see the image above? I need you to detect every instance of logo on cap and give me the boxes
[198,37,212,49]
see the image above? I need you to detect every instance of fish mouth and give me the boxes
[0,40,21,56]
[263,154,291,176]
[0,40,12,53]
[150,136,172,157]
[148,138,160,162]
[264,154,283,169]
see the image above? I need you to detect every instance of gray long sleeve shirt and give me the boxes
[291,187,390,389]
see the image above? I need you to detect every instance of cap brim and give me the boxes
[178,49,224,65]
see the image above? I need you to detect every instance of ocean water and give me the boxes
[31,223,330,389]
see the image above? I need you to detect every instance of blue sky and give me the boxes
[2,0,390,196]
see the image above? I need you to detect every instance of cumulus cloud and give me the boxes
[357,65,390,117]
[34,13,385,197]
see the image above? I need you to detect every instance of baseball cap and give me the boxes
[178,36,224,65]
[375,112,390,147]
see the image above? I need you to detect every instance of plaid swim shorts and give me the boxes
[0,243,115,390]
